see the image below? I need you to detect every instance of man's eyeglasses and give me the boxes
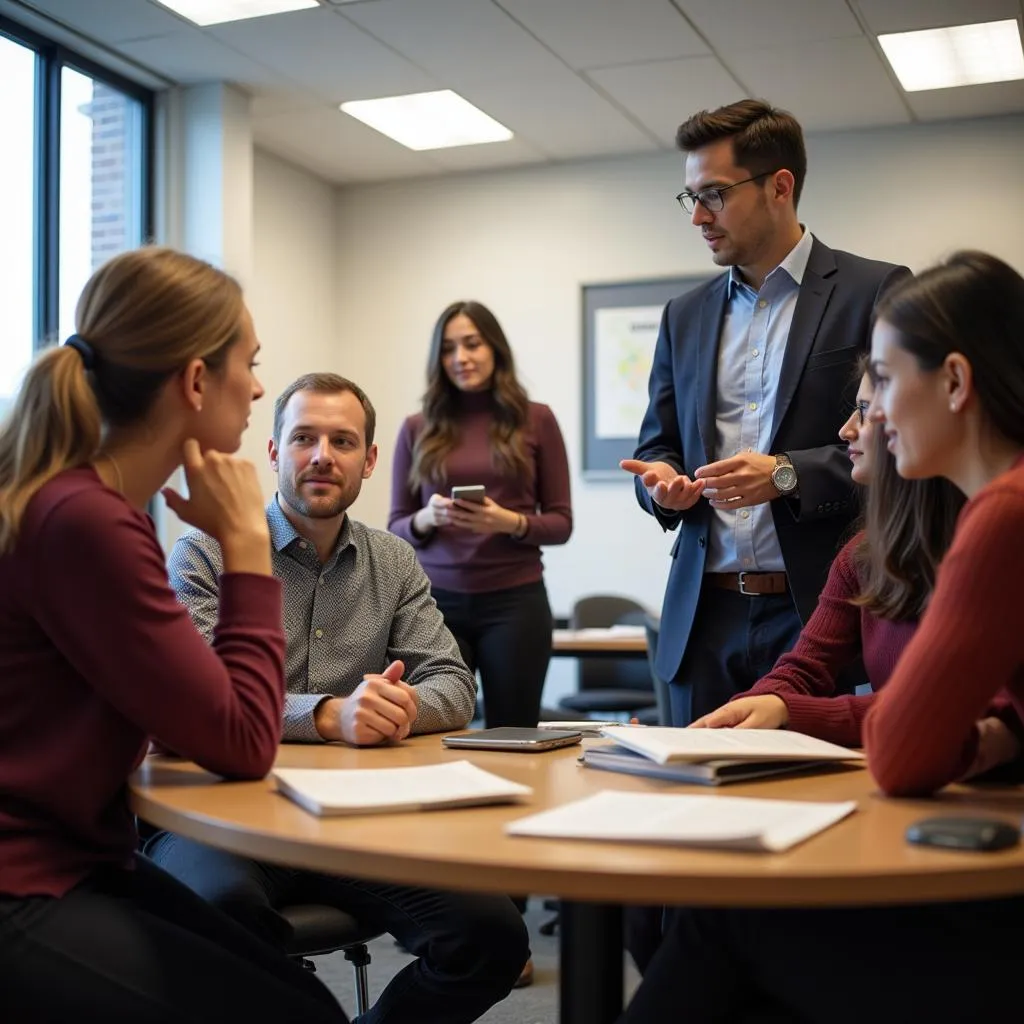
[676,170,781,214]
[854,400,871,425]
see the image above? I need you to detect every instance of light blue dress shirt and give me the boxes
[705,229,814,574]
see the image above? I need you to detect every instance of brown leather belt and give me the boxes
[705,571,789,596]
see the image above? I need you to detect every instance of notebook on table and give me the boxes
[599,726,864,766]
[580,743,828,786]
[273,760,533,817]
[506,790,858,853]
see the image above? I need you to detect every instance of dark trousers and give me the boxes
[145,832,529,1024]
[620,898,1024,1023]
[669,585,804,726]
[0,854,348,1024]
[433,580,553,728]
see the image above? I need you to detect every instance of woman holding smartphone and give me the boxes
[0,247,348,1021]
[389,300,572,731]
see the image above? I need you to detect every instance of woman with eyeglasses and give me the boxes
[621,251,1024,1023]
[0,247,349,1023]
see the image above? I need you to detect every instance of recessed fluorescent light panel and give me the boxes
[879,19,1024,92]
[340,90,514,151]
[155,0,318,27]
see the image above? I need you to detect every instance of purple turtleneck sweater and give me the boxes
[388,392,572,593]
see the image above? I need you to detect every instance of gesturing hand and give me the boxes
[619,459,706,511]
[694,452,779,509]
[689,695,789,730]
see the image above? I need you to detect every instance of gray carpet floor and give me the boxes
[311,898,642,1023]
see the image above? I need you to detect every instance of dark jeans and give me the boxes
[433,580,553,728]
[669,586,804,726]
[0,854,347,1024]
[145,832,529,1024]
[620,899,1024,1023]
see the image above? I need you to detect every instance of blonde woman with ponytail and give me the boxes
[0,247,349,1023]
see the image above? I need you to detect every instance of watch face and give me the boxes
[774,465,798,492]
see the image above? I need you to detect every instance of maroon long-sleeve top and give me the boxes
[389,393,572,593]
[737,534,916,746]
[865,456,1024,796]
[0,467,285,898]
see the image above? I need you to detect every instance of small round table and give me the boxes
[131,737,1024,1023]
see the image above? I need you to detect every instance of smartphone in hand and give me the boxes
[450,485,486,504]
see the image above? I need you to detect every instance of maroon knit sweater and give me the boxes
[0,467,285,897]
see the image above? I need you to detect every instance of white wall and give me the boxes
[244,149,340,497]
[332,113,1024,628]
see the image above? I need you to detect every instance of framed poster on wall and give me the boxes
[581,275,709,478]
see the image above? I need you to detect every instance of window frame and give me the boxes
[0,14,154,352]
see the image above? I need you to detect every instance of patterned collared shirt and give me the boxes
[168,497,477,742]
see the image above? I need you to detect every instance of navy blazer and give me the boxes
[634,238,910,685]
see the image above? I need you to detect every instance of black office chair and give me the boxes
[643,611,673,726]
[558,595,659,721]
[281,904,385,1017]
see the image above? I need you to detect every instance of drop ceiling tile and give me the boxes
[588,57,746,146]
[734,37,911,131]
[680,0,863,56]
[426,135,547,172]
[117,28,285,88]
[457,69,659,160]
[339,0,568,88]
[206,5,438,100]
[905,79,1024,121]
[254,103,440,183]
[854,0,1019,35]
[496,0,708,69]
[16,0,188,42]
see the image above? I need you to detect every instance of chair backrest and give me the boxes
[642,611,672,725]
[571,594,653,692]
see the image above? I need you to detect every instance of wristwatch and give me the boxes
[770,453,799,496]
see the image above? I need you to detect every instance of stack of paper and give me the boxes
[601,726,865,764]
[273,760,532,817]
[506,790,858,852]
[581,726,863,786]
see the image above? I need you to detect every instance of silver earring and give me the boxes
[949,403,957,413]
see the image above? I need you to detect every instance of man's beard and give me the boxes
[281,475,359,519]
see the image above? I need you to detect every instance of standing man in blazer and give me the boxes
[622,99,909,728]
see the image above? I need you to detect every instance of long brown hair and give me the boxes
[0,246,244,553]
[851,364,964,620]
[408,301,531,488]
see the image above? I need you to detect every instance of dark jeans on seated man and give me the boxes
[145,831,529,1024]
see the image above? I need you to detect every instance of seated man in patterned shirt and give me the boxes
[146,373,529,1024]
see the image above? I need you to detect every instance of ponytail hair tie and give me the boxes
[64,334,96,370]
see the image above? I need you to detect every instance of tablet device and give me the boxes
[442,727,582,752]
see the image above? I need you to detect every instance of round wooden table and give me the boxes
[130,736,1024,1023]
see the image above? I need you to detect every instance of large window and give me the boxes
[0,32,36,408]
[0,16,152,414]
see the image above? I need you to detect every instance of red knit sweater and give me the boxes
[865,456,1024,796]
[738,534,916,746]
[0,467,285,897]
